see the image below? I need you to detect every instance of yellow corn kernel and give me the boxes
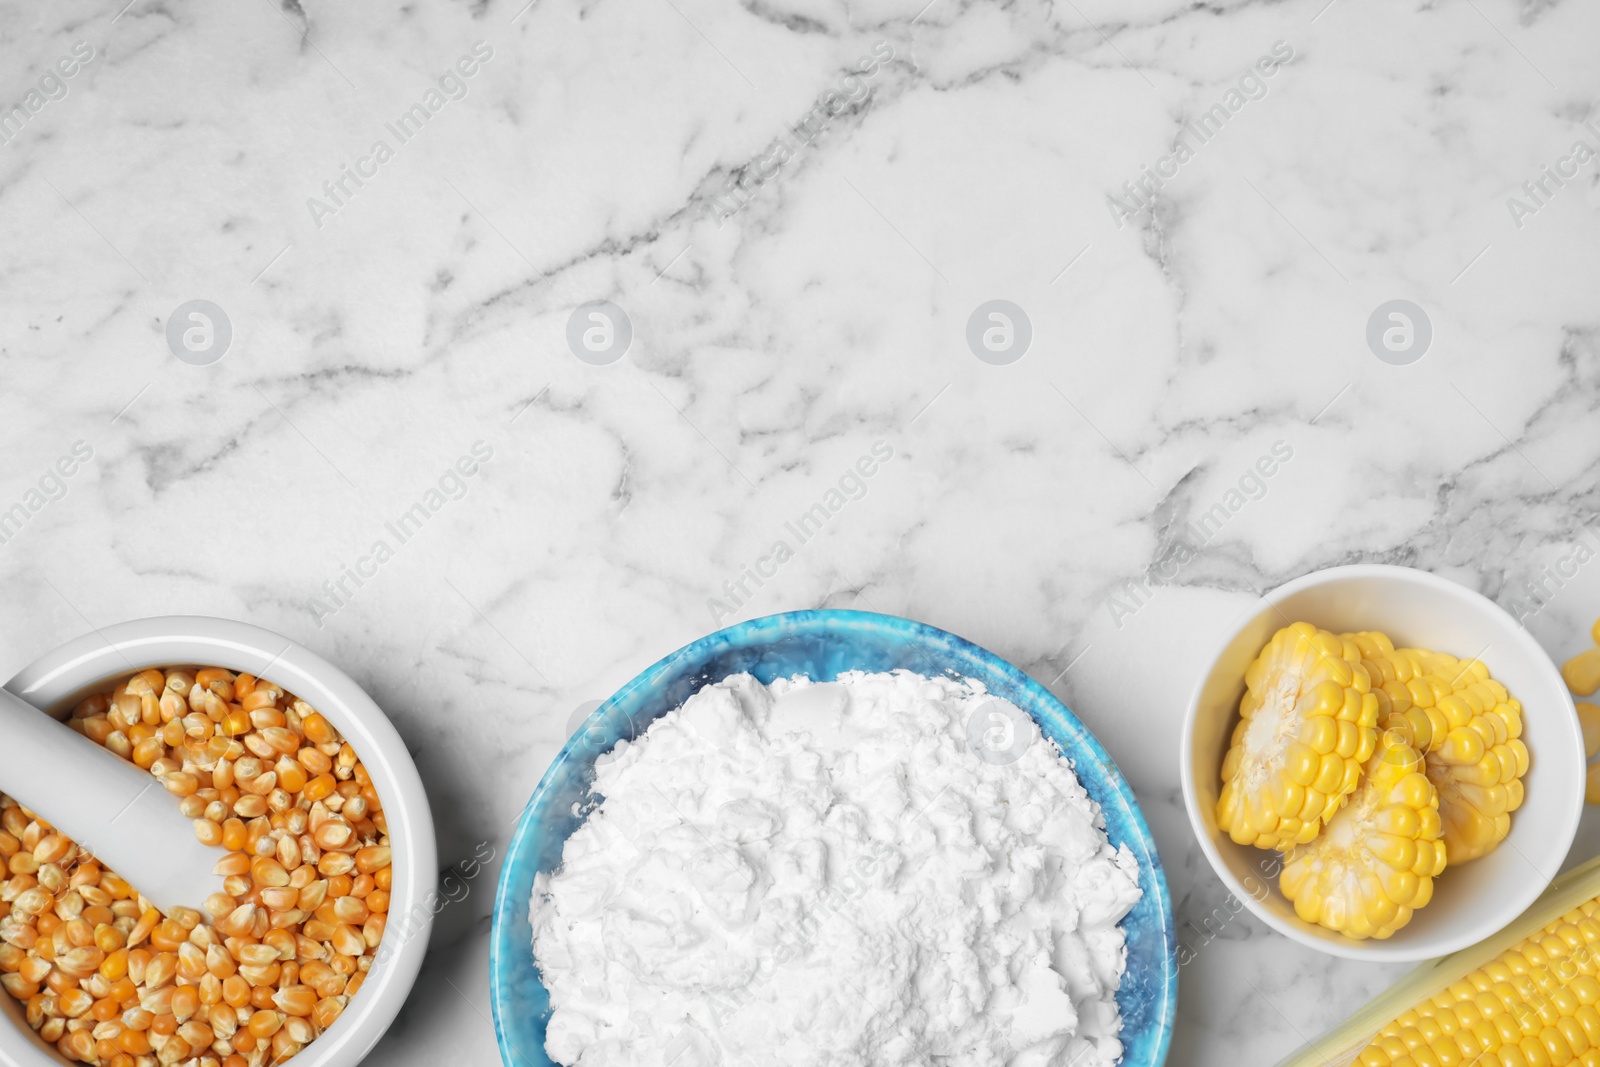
[353,846,390,874]
[194,667,235,699]
[1280,730,1446,940]
[312,995,344,1030]
[275,758,309,795]
[125,908,158,950]
[129,738,163,770]
[1565,649,1600,697]
[301,713,337,746]
[124,669,166,697]
[234,795,268,819]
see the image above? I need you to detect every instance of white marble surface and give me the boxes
[3,0,1600,1062]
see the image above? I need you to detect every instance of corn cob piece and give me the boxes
[1217,623,1380,850]
[1279,729,1446,940]
[1354,636,1530,865]
[1276,854,1600,1067]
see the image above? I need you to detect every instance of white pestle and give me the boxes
[0,686,223,915]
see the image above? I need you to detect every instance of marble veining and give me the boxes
[2,0,1599,1063]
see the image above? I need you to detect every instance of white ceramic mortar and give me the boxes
[0,617,436,1066]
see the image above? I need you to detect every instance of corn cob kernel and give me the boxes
[1217,623,1379,850]
[1280,730,1447,940]
[1565,648,1600,697]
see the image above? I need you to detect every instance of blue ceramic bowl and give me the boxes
[490,610,1177,1066]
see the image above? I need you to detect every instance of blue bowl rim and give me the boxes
[490,608,1177,1066]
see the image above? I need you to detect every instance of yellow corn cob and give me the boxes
[1357,906,1600,1067]
[1279,730,1446,940]
[1277,854,1600,1067]
[1356,637,1530,864]
[1217,623,1379,850]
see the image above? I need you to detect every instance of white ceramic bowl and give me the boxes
[1181,564,1584,961]
[0,616,436,1066]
